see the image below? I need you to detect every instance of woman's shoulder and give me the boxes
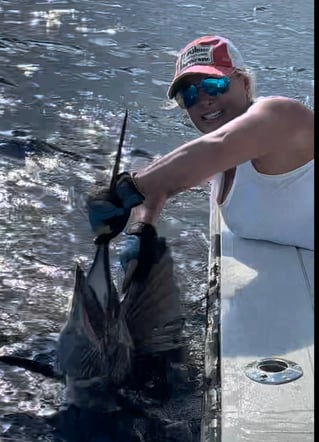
[252,95,313,113]
[245,96,313,133]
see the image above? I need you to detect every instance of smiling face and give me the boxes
[177,72,251,134]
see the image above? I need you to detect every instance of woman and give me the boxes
[89,35,314,251]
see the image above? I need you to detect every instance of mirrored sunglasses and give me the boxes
[175,77,231,109]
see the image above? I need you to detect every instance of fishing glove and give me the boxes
[120,222,166,292]
[87,172,144,241]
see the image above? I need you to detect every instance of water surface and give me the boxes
[0,0,314,440]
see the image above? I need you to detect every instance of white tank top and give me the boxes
[210,160,314,250]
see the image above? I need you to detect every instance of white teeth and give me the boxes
[203,110,223,120]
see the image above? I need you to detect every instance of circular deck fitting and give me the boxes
[244,357,303,384]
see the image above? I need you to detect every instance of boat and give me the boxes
[201,200,314,441]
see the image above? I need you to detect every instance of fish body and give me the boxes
[57,222,185,414]
[0,220,187,441]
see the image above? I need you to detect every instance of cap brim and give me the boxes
[167,65,235,99]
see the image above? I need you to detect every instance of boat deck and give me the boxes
[201,207,314,441]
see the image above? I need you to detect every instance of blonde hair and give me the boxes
[236,67,256,102]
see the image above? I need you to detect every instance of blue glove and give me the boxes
[87,172,144,242]
[120,234,141,273]
[88,202,126,233]
[120,223,166,292]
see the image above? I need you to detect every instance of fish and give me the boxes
[0,225,187,441]
[0,111,189,441]
[52,218,187,438]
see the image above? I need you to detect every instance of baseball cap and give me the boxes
[167,35,245,99]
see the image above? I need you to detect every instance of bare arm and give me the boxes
[133,97,314,224]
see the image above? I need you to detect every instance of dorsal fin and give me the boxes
[121,225,185,355]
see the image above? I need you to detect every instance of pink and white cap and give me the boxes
[167,35,245,99]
